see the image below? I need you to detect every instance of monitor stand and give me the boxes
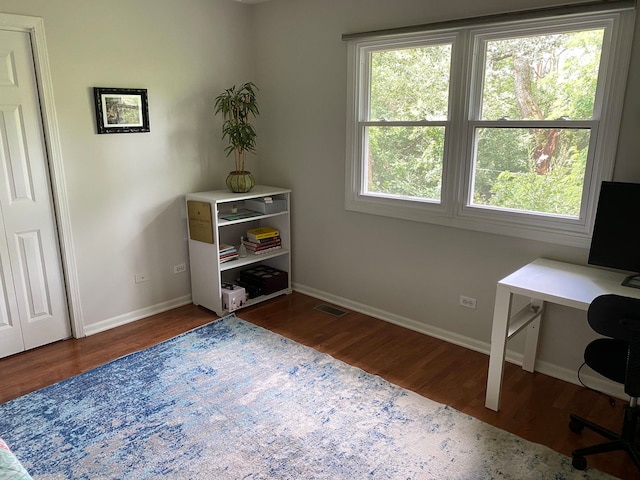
[622,273,640,289]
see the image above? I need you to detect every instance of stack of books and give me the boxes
[219,243,238,263]
[244,226,282,255]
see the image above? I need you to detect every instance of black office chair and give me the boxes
[568,294,640,471]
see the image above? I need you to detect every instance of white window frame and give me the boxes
[345,9,635,247]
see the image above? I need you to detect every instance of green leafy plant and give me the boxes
[214,82,259,173]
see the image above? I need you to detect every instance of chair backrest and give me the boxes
[588,294,640,398]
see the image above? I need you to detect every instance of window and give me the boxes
[345,8,635,246]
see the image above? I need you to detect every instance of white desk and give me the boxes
[485,258,640,411]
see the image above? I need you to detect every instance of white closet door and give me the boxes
[0,29,70,358]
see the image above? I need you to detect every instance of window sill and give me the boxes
[346,193,591,248]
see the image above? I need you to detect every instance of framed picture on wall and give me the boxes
[93,87,150,134]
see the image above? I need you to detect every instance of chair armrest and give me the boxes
[620,317,640,332]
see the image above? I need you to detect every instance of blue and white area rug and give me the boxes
[0,315,616,479]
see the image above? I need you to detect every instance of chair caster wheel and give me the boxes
[569,419,584,434]
[572,455,587,470]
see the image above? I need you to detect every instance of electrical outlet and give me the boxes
[459,295,477,309]
[135,273,150,284]
[174,263,187,274]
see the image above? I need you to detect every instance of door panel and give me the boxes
[0,212,22,357]
[1,105,35,201]
[0,30,70,356]
[0,48,17,87]
[18,230,52,318]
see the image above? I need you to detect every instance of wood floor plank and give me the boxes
[0,291,636,479]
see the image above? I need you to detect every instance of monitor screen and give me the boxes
[588,181,640,276]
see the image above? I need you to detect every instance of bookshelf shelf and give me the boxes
[186,186,292,316]
[219,248,290,272]
[218,210,288,227]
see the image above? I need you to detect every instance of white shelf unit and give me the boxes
[186,185,292,316]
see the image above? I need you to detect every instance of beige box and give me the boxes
[187,200,213,244]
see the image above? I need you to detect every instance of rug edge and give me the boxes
[1,314,237,406]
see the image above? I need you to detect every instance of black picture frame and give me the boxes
[94,87,150,134]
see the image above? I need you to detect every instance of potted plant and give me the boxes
[214,82,259,193]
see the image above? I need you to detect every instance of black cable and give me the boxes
[577,362,617,407]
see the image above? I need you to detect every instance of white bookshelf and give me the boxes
[186,185,292,316]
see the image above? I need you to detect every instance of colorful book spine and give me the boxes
[246,226,280,242]
[245,245,282,255]
[219,244,236,254]
[219,243,238,263]
[219,254,238,263]
[243,237,281,248]
[244,242,282,250]
[245,235,280,244]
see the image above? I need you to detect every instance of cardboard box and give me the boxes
[221,285,246,312]
[245,197,286,214]
[187,200,213,244]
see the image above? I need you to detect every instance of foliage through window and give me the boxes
[368,44,451,201]
[473,29,602,217]
[345,8,634,246]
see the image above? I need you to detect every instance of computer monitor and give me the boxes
[588,181,640,288]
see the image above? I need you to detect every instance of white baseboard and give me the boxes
[83,294,193,337]
[293,283,626,401]
[83,285,625,401]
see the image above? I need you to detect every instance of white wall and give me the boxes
[250,0,640,383]
[0,0,256,331]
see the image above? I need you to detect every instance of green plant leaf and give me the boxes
[214,83,260,169]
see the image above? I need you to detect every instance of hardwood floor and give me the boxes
[1,291,636,479]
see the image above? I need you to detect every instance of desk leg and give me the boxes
[485,284,512,411]
[522,299,544,373]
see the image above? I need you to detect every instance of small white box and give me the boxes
[221,285,246,312]
[245,197,286,214]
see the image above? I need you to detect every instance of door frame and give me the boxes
[0,13,84,337]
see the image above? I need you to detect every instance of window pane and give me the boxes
[366,126,444,200]
[481,29,604,121]
[370,44,452,121]
[472,128,590,216]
